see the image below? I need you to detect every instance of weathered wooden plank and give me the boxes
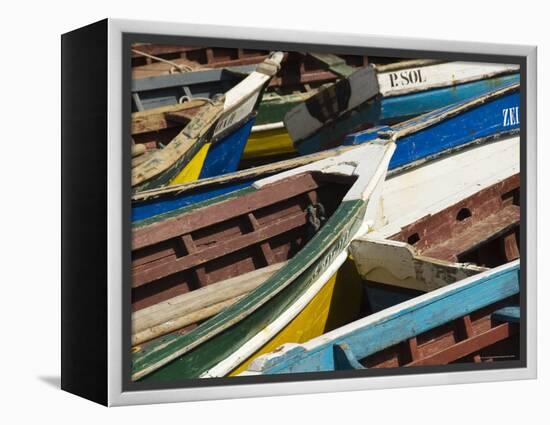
[133,262,287,332]
[180,234,208,288]
[133,295,248,346]
[132,262,287,344]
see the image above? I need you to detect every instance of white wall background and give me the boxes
[1,0,546,422]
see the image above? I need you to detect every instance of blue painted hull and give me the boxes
[132,82,519,223]
[253,262,520,374]
[345,87,520,171]
[295,73,519,155]
[132,180,252,222]
[199,116,256,179]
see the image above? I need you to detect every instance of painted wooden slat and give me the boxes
[131,66,255,111]
[293,71,519,155]
[377,62,518,97]
[132,53,283,191]
[132,263,287,345]
[406,322,515,367]
[350,238,486,292]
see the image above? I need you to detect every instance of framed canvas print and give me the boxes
[61,18,537,406]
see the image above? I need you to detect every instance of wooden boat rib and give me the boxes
[131,141,396,381]
[242,260,520,375]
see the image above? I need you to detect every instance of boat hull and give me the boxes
[227,257,363,375]
[199,116,256,179]
[346,85,520,171]
[133,199,367,381]
[246,261,520,374]
[295,73,519,155]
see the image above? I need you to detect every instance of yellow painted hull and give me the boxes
[169,143,211,185]
[242,127,296,160]
[229,257,363,375]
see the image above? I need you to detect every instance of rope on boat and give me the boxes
[306,203,327,239]
[132,48,194,74]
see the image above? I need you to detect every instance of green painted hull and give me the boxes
[132,198,366,381]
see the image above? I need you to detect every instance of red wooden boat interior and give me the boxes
[361,296,520,368]
[132,171,357,311]
[391,174,520,267]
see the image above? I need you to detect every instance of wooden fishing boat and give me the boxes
[131,89,314,163]
[213,135,520,377]
[344,82,520,172]
[242,260,520,374]
[131,141,396,381]
[132,135,519,381]
[132,146,355,222]
[132,83,519,221]
[132,52,283,191]
[350,172,519,312]
[286,60,519,154]
[132,52,369,163]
